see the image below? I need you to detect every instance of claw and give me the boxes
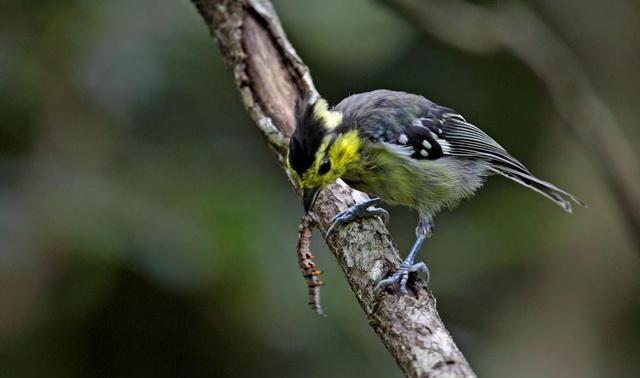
[375,261,430,294]
[370,207,390,225]
[325,198,388,237]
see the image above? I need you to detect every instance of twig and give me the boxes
[379,0,640,249]
[188,0,477,377]
[296,213,325,316]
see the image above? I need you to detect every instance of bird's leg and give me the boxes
[375,217,433,294]
[326,197,389,237]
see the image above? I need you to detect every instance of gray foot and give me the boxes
[326,198,389,236]
[375,261,430,294]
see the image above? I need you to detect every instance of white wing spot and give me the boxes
[429,131,438,140]
[420,149,429,157]
[422,140,432,149]
[398,134,408,144]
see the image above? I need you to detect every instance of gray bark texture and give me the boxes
[188,1,477,377]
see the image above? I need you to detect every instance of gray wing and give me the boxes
[364,103,585,212]
[359,103,523,167]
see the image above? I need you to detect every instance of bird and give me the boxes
[287,89,584,294]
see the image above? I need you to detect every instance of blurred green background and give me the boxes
[1,0,639,377]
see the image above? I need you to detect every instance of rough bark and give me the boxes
[189,1,477,377]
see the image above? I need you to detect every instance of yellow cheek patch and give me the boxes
[298,131,360,188]
[329,130,361,171]
[313,99,343,130]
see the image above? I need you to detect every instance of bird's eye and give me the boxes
[318,158,331,175]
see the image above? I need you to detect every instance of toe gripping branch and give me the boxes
[297,213,325,316]
[374,217,433,294]
[325,197,389,237]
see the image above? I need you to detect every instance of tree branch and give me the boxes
[379,0,640,249]
[188,0,477,377]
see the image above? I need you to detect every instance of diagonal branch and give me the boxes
[379,0,640,250]
[189,0,477,377]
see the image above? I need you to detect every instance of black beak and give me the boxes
[303,187,321,213]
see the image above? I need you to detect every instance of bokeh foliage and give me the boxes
[0,0,638,377]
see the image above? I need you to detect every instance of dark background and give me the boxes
[1,0,639,377]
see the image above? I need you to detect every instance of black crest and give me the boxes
[289,97,327,177]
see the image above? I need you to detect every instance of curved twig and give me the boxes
[296,213,325,317]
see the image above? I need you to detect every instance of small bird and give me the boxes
[288,90,584,294]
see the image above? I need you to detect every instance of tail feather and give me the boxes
[489,165,586,213]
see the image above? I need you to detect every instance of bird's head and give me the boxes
[288,97,361,212]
